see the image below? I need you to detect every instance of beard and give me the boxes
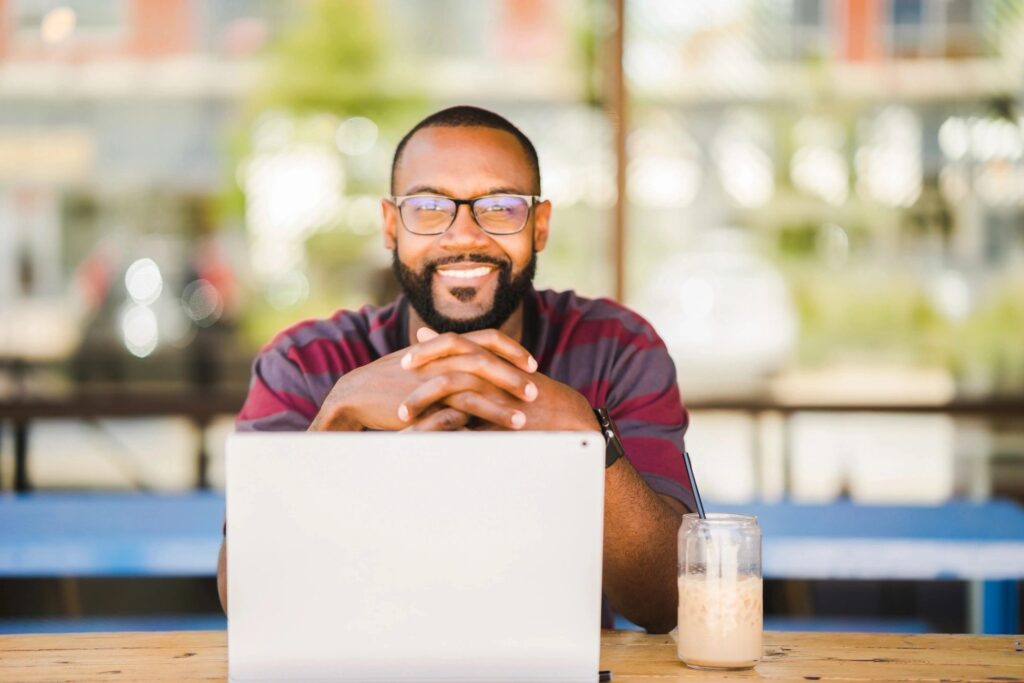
[392,250,537,334]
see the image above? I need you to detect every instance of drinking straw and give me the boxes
[682,451,706,519]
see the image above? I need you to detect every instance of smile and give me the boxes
[435,266,496,280]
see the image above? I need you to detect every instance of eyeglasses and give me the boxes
[391,194,540,236]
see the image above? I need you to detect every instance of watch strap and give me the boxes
[593,407,626,469]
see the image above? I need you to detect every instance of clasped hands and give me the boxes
[309,327,598,433]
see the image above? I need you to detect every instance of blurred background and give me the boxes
[1,0,1023,635]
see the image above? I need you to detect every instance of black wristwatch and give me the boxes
[593,407,626,469]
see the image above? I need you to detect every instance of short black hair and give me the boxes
[390,105,541,195]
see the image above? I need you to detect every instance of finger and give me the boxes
[400,372,494,422]
[401,407,471,432]
[463,328,538,373]
[416,326,438,343]
[399,373,526,430]
[416,354,538,403]
[430,389,525,430]
[401,329,536,374]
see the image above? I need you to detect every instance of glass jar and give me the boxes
[677,513,762,670]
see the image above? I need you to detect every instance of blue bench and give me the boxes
[0,492,223,576]
[723,499,1024,635]
[1,493,1021,633]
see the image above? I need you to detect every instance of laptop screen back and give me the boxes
[227,431,605,683]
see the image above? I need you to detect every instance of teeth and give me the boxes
[437,266,493,279]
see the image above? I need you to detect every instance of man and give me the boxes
[218,106,693,634]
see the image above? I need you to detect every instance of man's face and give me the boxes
[383,126,550,333]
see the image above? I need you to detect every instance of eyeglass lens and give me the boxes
[400,195,530,235]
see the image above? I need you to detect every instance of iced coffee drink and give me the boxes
[677,513,762,670]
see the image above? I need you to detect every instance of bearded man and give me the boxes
[219,106,694,634]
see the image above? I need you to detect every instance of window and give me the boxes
[12,0,125,42]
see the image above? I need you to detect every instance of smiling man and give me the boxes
[220,106,694,633]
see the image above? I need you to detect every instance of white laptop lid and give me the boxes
[227,431,605,683]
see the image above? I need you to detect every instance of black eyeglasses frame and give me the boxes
[390,193,541,236]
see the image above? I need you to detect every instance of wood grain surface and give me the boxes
[0,629,1021,682]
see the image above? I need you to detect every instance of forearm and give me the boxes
[601,457,683,633]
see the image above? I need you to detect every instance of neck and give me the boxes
[406,303,525,347]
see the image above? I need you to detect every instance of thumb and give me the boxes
[416,327,439,342]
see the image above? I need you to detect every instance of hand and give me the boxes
[308,327,537,432]
[400,329,599,433]
[395,328,539,430]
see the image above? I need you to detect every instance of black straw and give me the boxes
[683,451,706,519]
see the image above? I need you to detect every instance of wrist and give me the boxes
[562,393,603,431]
[309,393,362,432]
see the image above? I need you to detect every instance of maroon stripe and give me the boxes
[368,302,401,332]
[572,380,611,407]
[612,387,686,426]
[538,290,658,338]
[285,337,373,376]
[238,374,318,422]
[552,343,677,400]
[557,319,663,356]
[622,435,688,484]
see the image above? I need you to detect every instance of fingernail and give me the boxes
[527,356,538,372]
[510,411,526,429]
[398,404,409,422]
[524,383,538,401]
[417,327,438,342]
[400,353,412,369]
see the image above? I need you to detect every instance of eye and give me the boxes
[409,198,449,212]
[481,203,512,214]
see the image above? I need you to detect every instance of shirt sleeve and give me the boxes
[605,323,695,513]
[236,345,320,432]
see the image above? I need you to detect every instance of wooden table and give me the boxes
[1,630,1021,682]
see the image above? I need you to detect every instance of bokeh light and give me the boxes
[182,279,224,327]
[265,270,311,310]
[124,258,163,306]
[41,6,76,45]
[790,116,849,206]
[713,121,774,209]
[856,106,922,208]
[121,305,159,358]
[335,117,378,156]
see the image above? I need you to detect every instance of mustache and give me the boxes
[426,254,510,271]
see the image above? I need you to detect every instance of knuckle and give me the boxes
[439,410,462,429]
[452,391,477,411]
[468,354,486,373]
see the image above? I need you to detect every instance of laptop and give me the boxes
[226,431,605,683]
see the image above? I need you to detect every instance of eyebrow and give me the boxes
[400,185,529,197]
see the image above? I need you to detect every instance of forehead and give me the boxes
[394,126,534,195]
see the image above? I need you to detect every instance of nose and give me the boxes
[439,202,490,250]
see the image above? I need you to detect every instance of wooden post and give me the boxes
[609,0,626,303]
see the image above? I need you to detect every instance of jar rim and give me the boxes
[682,512,759,526]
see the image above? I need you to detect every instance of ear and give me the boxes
[531,199,551,253]
[382,198,398,250]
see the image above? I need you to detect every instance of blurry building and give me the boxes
[0,0,290,382]
[626,0,1024,399]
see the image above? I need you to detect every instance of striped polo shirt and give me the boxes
[238,287,693,511]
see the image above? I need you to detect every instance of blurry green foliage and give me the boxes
[254,0,414,124]
[786,262,1024,392]
[222,0,425,348]
[944,279,1024,392]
